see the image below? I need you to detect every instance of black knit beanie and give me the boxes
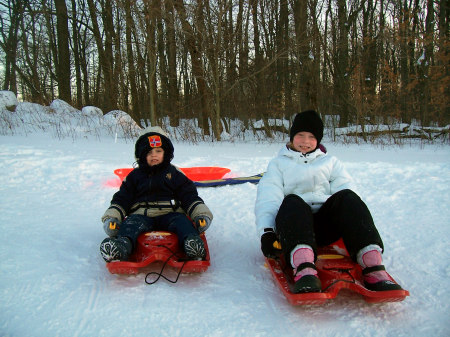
[134,129,174,169]
[289,110,324,145]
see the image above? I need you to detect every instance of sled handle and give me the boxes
[273,241,281,250]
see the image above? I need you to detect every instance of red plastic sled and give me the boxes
[114,166,231,182]
[106,231,210,275]
[266,239,409,305]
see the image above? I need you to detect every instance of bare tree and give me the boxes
[123,0,139,123]
[164,0,180,126]
[173,0,211,136]
[86,0,118,113]
[145,0,158,126]
[54,0,72,103]
[0,0,24,94]
[292,0,316,112]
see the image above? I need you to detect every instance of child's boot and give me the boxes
[357,245,403,291]
[291,244,321,293]
[183,234,206,260]
[100,236,132,262]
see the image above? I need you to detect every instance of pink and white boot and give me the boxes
[290,244,321,293]
[357,245,402,291]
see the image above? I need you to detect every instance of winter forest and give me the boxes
[1,0,449,142]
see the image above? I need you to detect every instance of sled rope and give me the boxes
[144,245,187,285]
[321,268,357,292]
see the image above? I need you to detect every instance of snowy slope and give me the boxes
[1,129,449,337]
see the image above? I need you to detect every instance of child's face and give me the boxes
[292,131,317,154]
[146,147,164,166]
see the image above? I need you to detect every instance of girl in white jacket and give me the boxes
[255,110,403,293]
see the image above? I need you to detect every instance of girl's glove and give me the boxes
[194,216,211,233]
[103,217,120,237]
[261,228,281,258]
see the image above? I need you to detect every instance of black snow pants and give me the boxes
[275,189,384,262]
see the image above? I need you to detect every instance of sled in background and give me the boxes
[266,238,409,305]
[108,166,262,188]
[114,166,231,182]
[106,231,210,276]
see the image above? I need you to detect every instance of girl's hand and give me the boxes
[261,228,281,258]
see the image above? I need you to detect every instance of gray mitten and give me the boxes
[103,217,120,237]
[194,216,211,233]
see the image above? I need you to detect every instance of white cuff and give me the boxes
[290,244,314,268]
[356,244,382,267]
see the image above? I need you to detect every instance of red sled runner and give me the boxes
[106,231,210,280]
[266,239,409,305]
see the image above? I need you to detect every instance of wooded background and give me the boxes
[1,0,448,140]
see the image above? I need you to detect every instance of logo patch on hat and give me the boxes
[148,135,162,148]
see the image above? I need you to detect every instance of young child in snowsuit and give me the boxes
[100,126,213,262]
[255,110,403,293]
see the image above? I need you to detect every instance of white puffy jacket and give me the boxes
[255,145,354,237]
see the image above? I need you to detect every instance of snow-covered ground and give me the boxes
[1,104,449,336]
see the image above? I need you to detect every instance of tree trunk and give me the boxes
[145,0,158,126]
[70,0,82,108]
[124,0,140,123]
[165,0,180,126]
[336,0,351,126]
[173,0,211,136]
[250,0,271,137]
[398,0,411,123]
[362,0,377,98]
[1,0,23,94]
[292,0,313,112]
[86,0,117,113]
[54,0,72,104]
[236,0,249,121]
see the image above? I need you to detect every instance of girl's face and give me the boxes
[146,147,164,166]
[292,131,317,154]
